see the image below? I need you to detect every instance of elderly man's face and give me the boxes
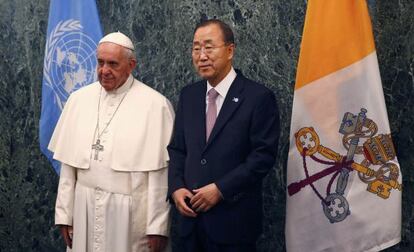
[97,43,136,91]
[192,24,234,86]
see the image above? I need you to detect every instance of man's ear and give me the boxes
[129,58,137,71]
[227,43,235,60]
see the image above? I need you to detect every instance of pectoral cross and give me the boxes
[92,139,104,160]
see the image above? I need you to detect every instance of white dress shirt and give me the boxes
[206,67,237,116]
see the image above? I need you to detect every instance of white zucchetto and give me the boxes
[99,31,135,51]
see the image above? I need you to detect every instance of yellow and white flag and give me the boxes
[286,1,401,251]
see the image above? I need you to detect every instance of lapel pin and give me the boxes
[232,97,239,103]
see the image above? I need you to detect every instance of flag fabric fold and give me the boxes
[39,0,102,173]
[286,1,401,251]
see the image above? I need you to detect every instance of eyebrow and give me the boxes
[193,39,214,45]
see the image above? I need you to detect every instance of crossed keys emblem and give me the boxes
[288,108,401,223]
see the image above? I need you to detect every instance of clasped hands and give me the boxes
[172,183,223,217]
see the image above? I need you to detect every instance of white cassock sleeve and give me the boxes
[55,163,76,225]
[146,167,170,236]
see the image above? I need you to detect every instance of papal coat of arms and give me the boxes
[288,108,401,223]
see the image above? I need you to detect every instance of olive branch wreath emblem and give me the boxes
[43,19,82,110]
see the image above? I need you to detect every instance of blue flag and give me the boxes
[39,0,102,173]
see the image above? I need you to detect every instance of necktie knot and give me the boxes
[208,88,219,103]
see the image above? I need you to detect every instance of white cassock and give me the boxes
[49,75,174,252]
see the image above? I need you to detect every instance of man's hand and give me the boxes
[147,235,168,252]
[172,188,197,217]
[59,225,73,249]
[191,183,223,212]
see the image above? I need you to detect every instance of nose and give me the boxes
[199,49,209,60]
[100,64,111,74]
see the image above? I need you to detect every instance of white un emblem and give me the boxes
[43,19,98,110]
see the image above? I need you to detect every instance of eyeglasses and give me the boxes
[192,44,227,55]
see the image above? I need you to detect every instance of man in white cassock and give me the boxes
[49,32,174,252]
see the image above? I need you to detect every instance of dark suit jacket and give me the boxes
[168,71,279,244]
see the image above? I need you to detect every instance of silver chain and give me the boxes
[95,78,134,140]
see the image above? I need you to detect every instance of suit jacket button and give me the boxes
[200,159,207,165]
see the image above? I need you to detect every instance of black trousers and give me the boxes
[179,218,256,252]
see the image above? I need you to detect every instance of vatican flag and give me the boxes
[285,1,402,251]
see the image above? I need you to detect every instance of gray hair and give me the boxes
[123,47,136,61]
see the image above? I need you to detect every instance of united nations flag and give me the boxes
[39,0,102,173]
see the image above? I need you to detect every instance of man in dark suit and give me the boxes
[168,19,279,252]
